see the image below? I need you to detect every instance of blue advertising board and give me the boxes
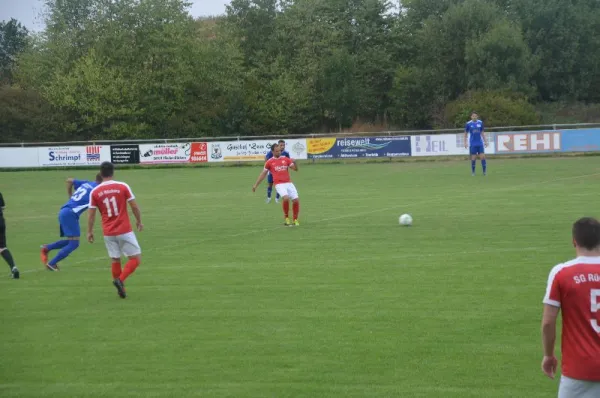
[560,128,600,152]
[307,136,411,159]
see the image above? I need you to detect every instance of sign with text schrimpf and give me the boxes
[495,132,562,153]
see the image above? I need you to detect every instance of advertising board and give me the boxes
[207,139,307,162]
[307,136,411,159]
[495,132,561,154]
[139,143,191,164]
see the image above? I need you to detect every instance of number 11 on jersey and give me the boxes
[103,196,119,217]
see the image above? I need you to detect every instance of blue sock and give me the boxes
[46,240,69,252]
[276,192,280,200]
[48,240,79,266]
[471,160,476,173]
[482,159,487,174]
[267,186,273,198]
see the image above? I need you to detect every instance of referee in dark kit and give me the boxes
[0,192,19,279]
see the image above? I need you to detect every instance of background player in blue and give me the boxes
[265,139,290,203]
[40,174,102,271]
[464,112,488,176]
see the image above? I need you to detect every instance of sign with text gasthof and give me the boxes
[495,131,562,154]
[411,134,497,156]
[207,139,307,162]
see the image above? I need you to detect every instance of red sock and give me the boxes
[111,262,122,279]
[283,200,290,218]
[119,257,140,282]
[293,200,300,220]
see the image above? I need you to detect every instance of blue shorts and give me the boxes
[470,145,484,155]
[267,172,274,184]
[59,207,80,238]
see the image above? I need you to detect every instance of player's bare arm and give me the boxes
[87,207,96,243]
[66,178,75,197]
[252,169,269,192]
[464,132,468,148]
[128,199,143,232]
[482,132,488,147]
[541,304,560,379]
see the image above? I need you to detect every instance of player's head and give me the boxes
[278,139,286,151]
[100,161,114,179]
[271,143,281,157]
[471,112,478,121]
[572,217,600,253]
[95,173,103,183]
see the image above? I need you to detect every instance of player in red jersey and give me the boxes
[542,217,600,397]
[87,162,143,299]
[253,143,300,226]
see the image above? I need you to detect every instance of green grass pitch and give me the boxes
[1,157,599,397]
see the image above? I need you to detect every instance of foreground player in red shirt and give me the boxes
[253,144,300,226]
[88,162,143,299]
[542,217,600,397]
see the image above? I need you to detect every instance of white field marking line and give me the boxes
[9,245,547,278]
[4,171,598,280]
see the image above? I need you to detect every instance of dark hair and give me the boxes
[471,111,478,116]
[278,139,285,144]
[95,173,103,183]
[572,217,600,250]
[100,161,114,178]
[270,143,278,151]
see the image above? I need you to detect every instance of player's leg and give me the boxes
[46,208,80,271]
[469,147,477,175]
[113,233,142,298]
[266,173,274,203]
[289,184,300,225]
[0,217,19,279]
[275,184,291,224]
[41,210,70,264]
[479,151,487,176]
[104,236,126,298]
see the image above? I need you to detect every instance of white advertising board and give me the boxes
[0,147,40,168]
[207,139,307,162]
[411,134,496,156]
[138,143,191,164]
[38,146,88,167]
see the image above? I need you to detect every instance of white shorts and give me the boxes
[558,375,600,398]
[275,183,299,200]
[104,232,141,259]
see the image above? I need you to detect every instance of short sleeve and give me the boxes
[124,183,135,202]
[543,265,562,307]
[480,121,485,131]
[89,191,98,209]
[0,192,5,208]
[465,122,469,132]
[264,160,271,171]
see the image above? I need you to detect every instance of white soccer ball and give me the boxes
[399,214,413,226]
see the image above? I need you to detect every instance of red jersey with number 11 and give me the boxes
[264,156,294,185]
[89,181,135,237]
[543,256,600,381]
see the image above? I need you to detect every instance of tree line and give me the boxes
[1,0,599,143]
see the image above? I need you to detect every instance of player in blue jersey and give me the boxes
[464,112,488,176]
[265,140,291,203]
[40,174,102,271]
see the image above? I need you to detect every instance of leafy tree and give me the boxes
[0,19,29,84]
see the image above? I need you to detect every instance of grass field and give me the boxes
[1,157,599,397]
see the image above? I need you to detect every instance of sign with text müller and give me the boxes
[139,143,191,164]
[496,131,561,153]
[307,136,411,159]
[110,145,140,164]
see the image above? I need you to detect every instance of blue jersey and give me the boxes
[265,150,290,161]
[62,180,99,215]
[465,120,485,146]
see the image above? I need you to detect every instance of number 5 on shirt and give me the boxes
[592,289,600,333]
